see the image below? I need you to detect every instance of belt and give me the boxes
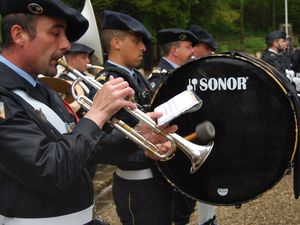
[1,205,93,225]
[116,168,153,180]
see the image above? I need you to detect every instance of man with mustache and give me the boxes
[0,1,175,224]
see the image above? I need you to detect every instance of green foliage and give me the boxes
[17,0,299,56]
[217,36,265,54]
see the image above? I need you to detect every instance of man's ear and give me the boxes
[111,37,121,50]
[171,45,178,57]
[10,25,27,46]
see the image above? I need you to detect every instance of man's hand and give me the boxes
[85,76,136,128]
[137,111,178,160]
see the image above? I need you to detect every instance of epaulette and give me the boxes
[148,67,168,79]
[96,73,107,82]
[152,67,163,73]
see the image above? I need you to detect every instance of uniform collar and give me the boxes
[0,55,37,87]
[268,48,279,55]
[106,60,135,76]
[162,57,179,69]
[0,60,36,95]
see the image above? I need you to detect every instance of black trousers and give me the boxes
[112,173,173,225]
[173,192,196,225]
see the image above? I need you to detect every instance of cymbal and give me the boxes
[40,77,74,103]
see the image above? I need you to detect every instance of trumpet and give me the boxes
[58,59,214,174]
[86,64,103,76]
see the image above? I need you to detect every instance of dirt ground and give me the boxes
[93,166,300,225]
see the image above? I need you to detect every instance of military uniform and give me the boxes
[58,43,95,118]
[148,58,174,91]
[0,56,138,223]
[148,29,198,92]
[149,29,200,225]
[93,10,174,225]
[262,31,287,75]
[262,49,286,75]
[0,1,137,224]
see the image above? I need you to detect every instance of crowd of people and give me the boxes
[1,1,300,225]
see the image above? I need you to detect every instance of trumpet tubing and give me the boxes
[87,64,104,70]
[57,58,214,173]
[87,64,104,75]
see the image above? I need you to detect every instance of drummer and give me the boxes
[58,42,95,117]
[149,28,199,225]
[148,28,197,91]
[188,24,219,225]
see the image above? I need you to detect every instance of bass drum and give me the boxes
[150,52,299,206]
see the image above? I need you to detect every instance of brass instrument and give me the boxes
[87,64,103,75]
[40,76,74,103]
[58,58,214,174]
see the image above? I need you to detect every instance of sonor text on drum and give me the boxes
[187,77,248,91]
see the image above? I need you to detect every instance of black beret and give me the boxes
[65,43,94,56]
[0,0,88,42]
[100,10,152,43]
[157,28,198,46]
[189,25,217,51]
[266,30,287,42]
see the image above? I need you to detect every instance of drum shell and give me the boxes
[151,52,300,205]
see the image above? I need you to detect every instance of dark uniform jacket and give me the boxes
[148,58,175,91]
[0,61,137,218]
[148,58,175,92]
[292,48,300,73]
[262,49,286,75]
[93,61,153,170]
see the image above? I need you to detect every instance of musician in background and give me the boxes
[92,10,177,225]
[187,24,219,225]
[149,29,200,225]
[148,28,197,92]
[262,30,287,75]
[58,42,94,117]
[189,25,217,58]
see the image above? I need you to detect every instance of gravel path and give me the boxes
[94,167,300,225]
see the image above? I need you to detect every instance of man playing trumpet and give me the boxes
[0,1,176,224]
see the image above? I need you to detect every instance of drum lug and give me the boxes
[235,204,242,209]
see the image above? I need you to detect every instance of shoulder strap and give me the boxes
[0,84,68,137]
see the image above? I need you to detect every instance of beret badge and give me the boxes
[27,3,43,15]
[179,34,187,41]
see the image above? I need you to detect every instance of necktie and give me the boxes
[35,82,49,103]
[132,70,141,86]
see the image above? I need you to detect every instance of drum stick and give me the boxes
[185,132,197,141]
[184,121,215,144]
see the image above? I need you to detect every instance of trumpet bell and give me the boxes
[40,77,74,103]
[189,141,214,174]
[170,133,214,174]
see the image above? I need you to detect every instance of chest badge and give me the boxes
[35,108,48,122]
